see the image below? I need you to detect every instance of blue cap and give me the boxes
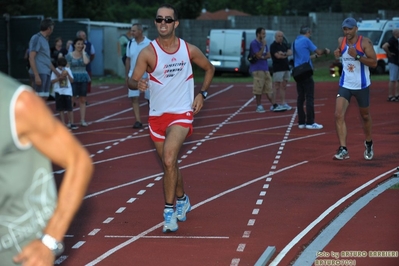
[342,17,357,29]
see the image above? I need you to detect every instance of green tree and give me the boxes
[169,0,204,19]
[256,0,289,15]
[1,0,56,17]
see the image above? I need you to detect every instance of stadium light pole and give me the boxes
[58,0,63,22]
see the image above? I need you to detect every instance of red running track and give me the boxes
[48,80,398,266]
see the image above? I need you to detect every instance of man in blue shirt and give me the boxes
[249,28,285,113]
[293,26,330,129]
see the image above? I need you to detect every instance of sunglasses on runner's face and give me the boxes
[155,18,175,24]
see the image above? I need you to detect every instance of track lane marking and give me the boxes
[84,161,308,265]
[269,168,399,266]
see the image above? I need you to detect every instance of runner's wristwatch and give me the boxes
[199,91,208,99]
[40,234,65,256]
[355,54,361,60]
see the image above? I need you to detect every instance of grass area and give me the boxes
[390,183,399,189]
[92,54,389,85]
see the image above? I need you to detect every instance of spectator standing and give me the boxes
[382,28,399,101]
[66,40,73,52]
[125,23,151,129]
[0,71,93,266]
[48,37,68,101]
[292,25,330,129]
[270,30,293,110]
[333,18,377,160]
[50,37,68,67]
[118,29,132,66]
[128,3,215,233]
[66,38,91,127]
[28,18,59,98]
[51,57,78,129]
[69,30,95,93]
[249,27,285,113]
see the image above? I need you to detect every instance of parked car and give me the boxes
[357,17,399,74]
[206,29,292,76]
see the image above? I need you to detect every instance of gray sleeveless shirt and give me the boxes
[0,72,57,261]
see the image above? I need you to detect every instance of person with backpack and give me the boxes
[118,29,132,66]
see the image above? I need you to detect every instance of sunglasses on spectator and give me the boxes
[155,18,175,24]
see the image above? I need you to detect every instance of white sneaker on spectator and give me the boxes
[306,123,323,129]
[256,105,266,113]
[282,103,293,110]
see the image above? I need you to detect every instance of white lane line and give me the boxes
[85,162,308,265]
[83,134,322,200]
[72,241,86,249]
[103,217,114,224]
[247,219,255,226]
[55,255,68,264]
[269,168,398,266]
[137,190,145,195]
[127,198,136,203]
[293,176,399,266]
[230,258,240,266]
[115,207,126,213]
[237,243,246,252]
[243,231,251,238]
[104,235,229,239]
[88,229,101,236]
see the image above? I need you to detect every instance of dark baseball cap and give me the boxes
[342,17,357,29]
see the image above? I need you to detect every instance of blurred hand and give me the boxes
[347,46,357,58]
[137,78,149,92]
[334,48,341,59]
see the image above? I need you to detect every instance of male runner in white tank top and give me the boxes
[333,17,377,160]
[128,3,215,233]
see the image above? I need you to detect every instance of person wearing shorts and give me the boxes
[249,28,284,113]
[270,30,293,110]
[51,58,78,129]
[333,17,377,160]
[128,4,215,233]
[382,28,399,101]
[28,18,58,98]
[125,23,151,129]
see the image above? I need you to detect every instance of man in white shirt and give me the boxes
[125,23,151,129]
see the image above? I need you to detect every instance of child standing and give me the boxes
[51,57,78,129]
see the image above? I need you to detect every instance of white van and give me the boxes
[206,29,292,76]
[357,17,399,74]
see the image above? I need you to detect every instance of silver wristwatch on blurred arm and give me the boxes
[40,234,65,256]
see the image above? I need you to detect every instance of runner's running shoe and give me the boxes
[163,208,178,233]
[364,141,374,160]
[334,146,349,160]
[176,195,191,222]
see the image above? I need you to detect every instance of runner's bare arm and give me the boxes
[188,44,215,115]
[128,46,154,91]
[361,37,377,68]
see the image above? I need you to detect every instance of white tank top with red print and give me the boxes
[148,38,194,116]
